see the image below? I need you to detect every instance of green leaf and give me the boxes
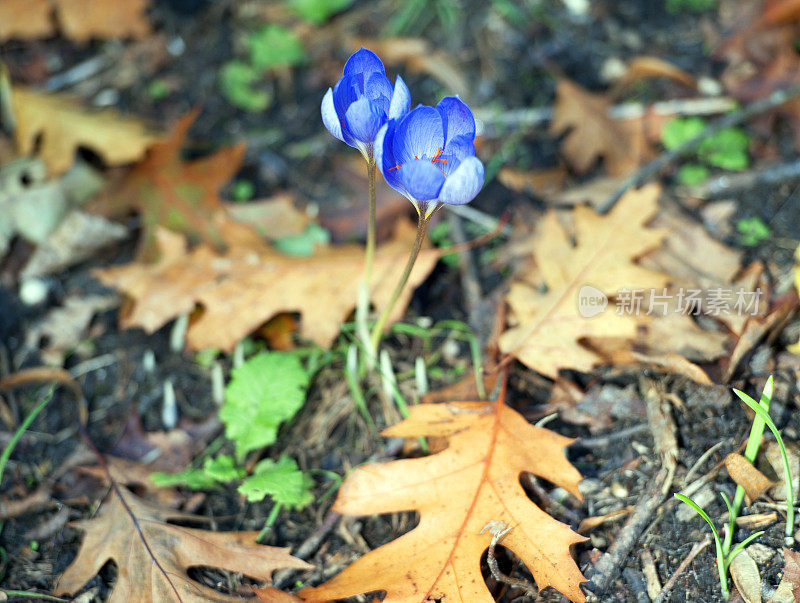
[677,163,709,186]
[288,0,355,24]
[219,61,272,112]
[238,455,313,508]
[247,25,306,71]
[736,216,770,246]
[220,351,310,459]
[150,467,219,490]
[661,117,707,150]
[203,454,246,482]
[273,223,331,257]
[699,127,750,170]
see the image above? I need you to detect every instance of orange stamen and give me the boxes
[387,164,401,171]
[431,147,447,164]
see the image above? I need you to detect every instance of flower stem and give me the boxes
[356,158,378,364]
[370,212,430,353]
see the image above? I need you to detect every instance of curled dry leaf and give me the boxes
[10,86,156,176]
[729,549,762,603]
[299,381,586,603]
[724,453,775,505]
[55,486,311,602]
[95,220,440,350]
[614,56,697,90]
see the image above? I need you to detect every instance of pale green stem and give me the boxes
[370,211,430,352]
[722,379,771,555]
[356,157,377,364]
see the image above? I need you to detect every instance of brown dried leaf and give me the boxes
[730,549,762,603]
[88,109,254,262]
[95,221,440,350]
[498,184,670,378]
[55,486,311,602]
[0,0,52,40]
[550,79,645,176]
[0,0,150,42]
[770,548,800,603]
[298,382,587,602]
[11,86,156,175]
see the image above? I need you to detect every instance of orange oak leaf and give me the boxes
[88,109,253,262]
[499,184,671,378]
[55,486,311,602]
[298,381,587,603]
[550,79,649,177]
[94,220,440,350]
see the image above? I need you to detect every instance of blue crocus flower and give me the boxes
[321,47,411,160]
[375,96,484,217]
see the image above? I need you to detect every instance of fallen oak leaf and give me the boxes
[550,79,648,176]
[298,380,586,603]
[95,220,440,350]
[87,108,256,261]
[498,184,671,379]
[10,86,156,176]
[55,485,311,602]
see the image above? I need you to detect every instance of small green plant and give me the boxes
[152,351,314,520]
[287,0,355,24]
[736,216,771,247]
[665,0,716,13]
[220,25,306,112]
[675,376,793,599]
[661,117,750,186]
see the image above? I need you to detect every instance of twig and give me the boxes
[273,511,342,590]
[622,567,650,603]
[689,157,800,198]
[585,470,671,598]
[653,534,712,603]
[598,81,800,214]
[480,521,537,596]
[575,424,649,448]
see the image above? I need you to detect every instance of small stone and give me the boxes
[609,481,628,499]
[19,278,48,306]
[697,76,723,96]
[600,57,627,82]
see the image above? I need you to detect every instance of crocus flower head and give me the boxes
[321,47,411,160]
[375,97,484,218]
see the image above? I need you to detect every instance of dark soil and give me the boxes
[2,1,800,602]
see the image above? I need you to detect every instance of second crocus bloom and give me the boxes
[375,96,484,217]
[321,47,411,160]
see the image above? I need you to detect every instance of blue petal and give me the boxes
[393,106,444,165]
[437,156,483,206]
[321,88,344,142]
[332,74,360,117]
[344,97,385,143]
[343,47,385,78]
[375,121,403,190]
[389,75,410,120]
[365,71,393,116]
[399,160,447,201]
[444,133,475,161]
[437,96,476,149]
